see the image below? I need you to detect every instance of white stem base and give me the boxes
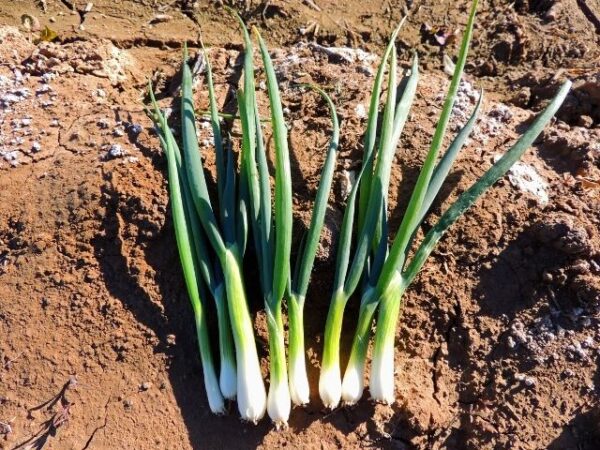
[204,379,225,415]
[289,353,310,406]
[219,359,237,400]
[267,378,291,429]
[370,342,395,404]
[237,351,267,423]
[341,360,364,405]
[319,365,342,409]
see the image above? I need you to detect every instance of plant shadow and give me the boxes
[547,404,600,450]
[92,180,274,449]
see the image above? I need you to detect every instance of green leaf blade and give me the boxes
[376,0,479,294]
[403,79,571,286]
[255,28,293,306]
[292,85,340,298]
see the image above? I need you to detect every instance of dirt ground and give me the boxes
[0,1,599,449]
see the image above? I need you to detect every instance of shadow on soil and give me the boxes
[93,178,272,449]
[547,404,600,450]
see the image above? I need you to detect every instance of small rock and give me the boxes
[354,103,367,119]
[31,141,41,153]
[3,151,20,162]
[532,212,594,256]
[577,115,593,128]
[545,4,559,21]
[166,334,176,345]
[515,373,536,388]
[128,123,143,135]
[41,73,56,83]
[105,144,125,159]
[36,84,52,95]
[567,340,588,360]
[507,335,517,349]
[0,421,12,435]
[581,336,594,348]
[149,14,173,24]
[140,381,152,391]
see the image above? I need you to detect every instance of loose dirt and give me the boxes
[0,1,599,449]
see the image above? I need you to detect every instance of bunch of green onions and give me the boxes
[148,11,339,427]
[147,0,570,425]
[319,0,570,408]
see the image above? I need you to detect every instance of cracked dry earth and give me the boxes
[0,3,599,450]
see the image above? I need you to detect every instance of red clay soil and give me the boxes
[0,1,599,449]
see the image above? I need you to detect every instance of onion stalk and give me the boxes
[334,0,571,406]
[147,86,225,415]
[319,17,414,409]
[288,84,340,406]
[149,43,267,422]
[229,10,340,424]
[227,11,292,427]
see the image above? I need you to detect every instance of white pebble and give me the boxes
[41,73,56,83]
[354,103,367,119]
[107,144,124,159]
[36,85,52,95]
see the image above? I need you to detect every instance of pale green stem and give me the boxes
[265,301,290,428]
[319,289,348,408]
[214,285,237,400]
[371,273,406,404]
[288,294,309,405]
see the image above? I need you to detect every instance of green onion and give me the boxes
[231,11,341,421]
[319,19,413,409]
[370,79,570,404]
[199,41,237,401]
[341,90,485,405]
[229,9,295,426]
[183,46,267,421]
[254,24,294,427]
[151,43,267,422]
[288,84,340,406]
[147,85,225,414]
[331,0,571,406]
[145,0,570,421]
